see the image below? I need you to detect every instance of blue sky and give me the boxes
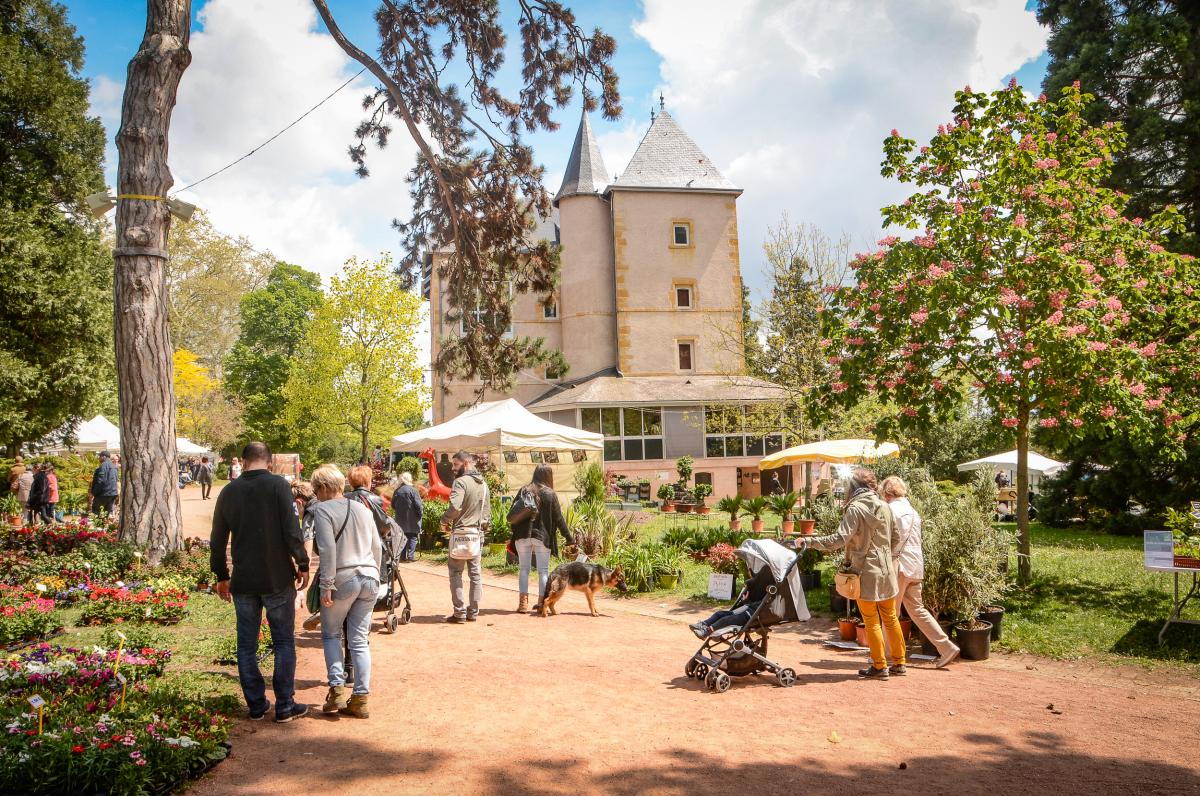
[63,0,1051,298]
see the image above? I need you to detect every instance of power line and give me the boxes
[173,67,367,196]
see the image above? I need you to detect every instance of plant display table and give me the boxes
[1147,566,1200,646]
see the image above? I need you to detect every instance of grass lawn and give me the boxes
[996,522,1200,673]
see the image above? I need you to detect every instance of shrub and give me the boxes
[573,461,608,508]
[695,543,740,575]
[488,499,511,543]
[395,455,421,480]
[656,483,675,503]
[563,505,636,559]
[714,495,743,522]
[607,542,685,592]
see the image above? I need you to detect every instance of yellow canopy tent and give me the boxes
[760,439,901,503]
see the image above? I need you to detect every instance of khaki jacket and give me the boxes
[444,470,489,531]
[808,489,900,602]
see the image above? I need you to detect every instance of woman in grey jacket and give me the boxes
[309,464,382,718]
[803,467,906,680]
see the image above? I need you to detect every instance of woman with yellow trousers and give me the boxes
[803,468,905,679]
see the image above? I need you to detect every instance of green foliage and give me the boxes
[395,455,421,479]
[675,455,694,484]
[742,495,769,521]
[225,262,324,454]
[281,255,427,462]
[488,499,511,543]
[766,491,798,519]
[693,483,713,504]
[714,494,743,522]
[572,461,607,509]
[563,505,636,559]
[607,542,686,592]
[656,483,675,503]
[421,498,449,548]
[100,623,165,651]
[660,524,749,554]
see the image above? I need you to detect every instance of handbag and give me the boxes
[449,526,482,560]
[307,504,352,613]
[834,570,861,600]
[507,486,539,526]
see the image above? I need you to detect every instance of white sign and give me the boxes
[27,695,45,709]
[115,630,127,642]
[1145,530,1174,570]
[707,573,735,601]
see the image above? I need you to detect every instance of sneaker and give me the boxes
[689,622,710,640]
[858,665,890,680]
[302,613,321,631]
[889,664,907,676]
[249,701,271,721]
[935,645,961,669]
[445,615,466,624]
[466,614,478,622]
[274,703,309,723]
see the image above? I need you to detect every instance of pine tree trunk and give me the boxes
[112,1,192,563]
[1015,415,1032,586]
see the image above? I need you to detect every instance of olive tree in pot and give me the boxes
[715,495,743,530]
[921,472,1012,661]
[767,491,798,535]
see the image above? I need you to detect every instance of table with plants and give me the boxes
[1147,507,1200,645]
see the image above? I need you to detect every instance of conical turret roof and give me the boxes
[554,111,608,204]
[611,109,738,192]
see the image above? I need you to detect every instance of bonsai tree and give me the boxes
[675,454,694,485]
[693,483,713,507]
[715,495,744,529]
[656,483,676,506]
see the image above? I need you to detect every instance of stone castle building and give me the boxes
[426,107,782,499]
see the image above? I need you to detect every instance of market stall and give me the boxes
[956,449,1064,490]
[759,438,901,502]
[391,399,604,497]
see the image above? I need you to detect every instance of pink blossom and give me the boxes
[953,201,964,216]
[1046,310,1063,326]
[927,264,946,279]
[1101,205,1118,219]
[1018,134,1035,152]
[1071,418,1084,427]
[877,235,899,247]
[1039,417,1060,428]
[847,337,866,346]
[1034,158,1059,170]
[1084,157,1102,168]
[1002,418,1019,428]
[913,235,936,248]
[819,338,832,348]
[1106,296,1123,311]
[1129,383,1147,396]
[1063,324,1088,337]
[901,407,918,418]
[1133,278,1148,289]
[870,303,881,313]
[1100,405,1117,419]
[1079,298,1098,309]
[1145,398,1164,410]
[832,382,848,393]
[1140,342,1158,357]
[1088,341,1108,352]
[1046,132,1058,143]
[1149,243,1165,253]
[1013,212,1027,228]
[910,308,930,325]
[1022,357,1041,370]
[999,288,1021,306]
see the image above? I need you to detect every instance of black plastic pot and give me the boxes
[978,606,1005,641]
[918,628,937,656]
[829,582,848,614]
[799,571,821,592]
[955,620,993,661]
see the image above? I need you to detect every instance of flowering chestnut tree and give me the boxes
[810,81,1199,585]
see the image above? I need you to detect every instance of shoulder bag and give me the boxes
[306,503,351,614]
[834,570,861,601]
[506,485,539,527]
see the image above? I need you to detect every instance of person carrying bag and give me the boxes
[440,451,489,623]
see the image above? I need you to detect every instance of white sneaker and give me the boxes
[935,645,960,668]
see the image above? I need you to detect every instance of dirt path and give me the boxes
[187,490,1200,794]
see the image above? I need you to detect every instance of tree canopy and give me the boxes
[810,81,1200,583]
[311,0,620,400]
[0,0,112,454]
[280,255,426,462]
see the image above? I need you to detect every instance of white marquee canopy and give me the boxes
[391,399,603,453]
[957,449,1065,477]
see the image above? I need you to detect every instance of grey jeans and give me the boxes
[448,554,482,618]
[888,573,956,657]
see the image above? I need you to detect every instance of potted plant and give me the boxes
[715,495,743,530]
[637,478,651,501]
[0,494,21,526]
[1166,507,1200,568]
[693,483,713,514]
[796,505,817,535]
[654,544,686,590]
[796,545,822,592]
[675,454,694,485]
[766,491,798,534]
[837,616,857,641]
[656,483,676,512]
[742,496,769,534]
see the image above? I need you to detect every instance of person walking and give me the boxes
[8,456,25,491]
[210,441,310,723]
[879,476,960,668]
[15,466,33,524]
[392,471,423,562]
[803,467,905,680]
[510,464,574,614]
[88,451,119,518]
[230,457,243,479]
[309,464,381,719]
[347,465,391,535]
[45,464,59,523]
[197,456,215,500]
[28,464,48,525]
[440,451,489,623]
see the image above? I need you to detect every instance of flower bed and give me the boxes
[0,517,118,555]
[0,644,230,795]
[161,541,216,590]
[77,586,189,626]
[0,589,63,648]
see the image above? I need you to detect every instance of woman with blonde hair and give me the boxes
[878,475,959,668]
[309,464,382,718]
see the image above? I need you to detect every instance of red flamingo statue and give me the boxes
[418,447,452,501]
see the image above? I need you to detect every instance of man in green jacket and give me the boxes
[441,451,489,623]
[804,468,906,679]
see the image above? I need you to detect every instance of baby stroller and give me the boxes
[375,525,412,632]
[684,538,810,693]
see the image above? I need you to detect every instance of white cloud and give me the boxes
[633,0,1048,296]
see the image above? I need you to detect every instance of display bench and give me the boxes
[1144,530,1200,645]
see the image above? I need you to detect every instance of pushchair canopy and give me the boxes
[734,538,811,622]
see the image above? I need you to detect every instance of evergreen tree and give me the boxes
[1039,0,1200,252]
[0,0,111,454]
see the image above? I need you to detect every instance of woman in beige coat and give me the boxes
[804,468,906,679]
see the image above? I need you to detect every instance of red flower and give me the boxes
[72,745,84,753]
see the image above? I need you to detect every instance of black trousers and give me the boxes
[200,481,212,499]
[92,495,116,517]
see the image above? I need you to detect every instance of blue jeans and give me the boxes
[704,600,761,633]
[515,537,550,598]
[320,574,377,695]
[232,589,297,714]
[403,534,419,561]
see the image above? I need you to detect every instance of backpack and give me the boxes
[507,486,539,527]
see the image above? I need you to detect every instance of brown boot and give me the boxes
[517,593,529,613]
[322,685,348,713]
[338,693,369,719]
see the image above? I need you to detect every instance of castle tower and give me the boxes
[554,111,617,380]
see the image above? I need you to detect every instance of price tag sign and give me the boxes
[1145,530,1174,570]
[35,583,47,593]
[115,630,127,642]
[144,607,153,618]
[27,695,45,710]
[707,573,735,601]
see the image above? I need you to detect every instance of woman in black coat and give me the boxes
[510,464,573,615]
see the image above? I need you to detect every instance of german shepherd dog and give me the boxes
[539,561,627,617]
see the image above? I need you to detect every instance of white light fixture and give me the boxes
[84,187,198,221]
[165,196,197,222]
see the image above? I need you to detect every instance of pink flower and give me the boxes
[1088,341,1108,352]
[999,288,1021,306]
[1022,357,1041,369]
[953,201,964,216]
[870,303,881,313]
[1106,296,1123,311]
[877,235,899,247]
[1145,398,1164,410]
[890,128,900,137]
[1084,157,1102,168]
[1039,417,1060,428]
[913,235,936,248]
[1046,132,1058,143]
[1013,212,1027,228]
[1071,418,1084,427]
[928,263,946,279]
[1046,310,1063,326]
[832,382,848,393]
[1101,205,1118,219]
[819,338,832,348]
[1100,405,1117,419]
[1079,298,1098,309]
[1140,342,1158,357]
[1129,383,1147,396]
[1034,158,1059,170]
[1002,418,1019,428]
[910,308,930,325]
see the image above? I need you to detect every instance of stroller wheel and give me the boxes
[685,658,699,678]
[399,606,412,625]
[693,663,709,682]
[776,667,797,688]
[710,670,731,693]
[386,614,399,633]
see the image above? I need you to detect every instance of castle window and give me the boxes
[677,341,694,371]
[672,222,692,247]
[460,282,513,337]
[543,300,558,319]
[674,284,693,309]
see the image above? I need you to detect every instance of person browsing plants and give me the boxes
[441,450,489,623]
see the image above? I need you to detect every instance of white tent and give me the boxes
[391,399,603,453]
[175,438,210,457]
[64,415,121,453]
[957,449,1065,491]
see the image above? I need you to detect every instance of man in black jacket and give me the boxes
[211,441,310,723]
[88,451,119,518]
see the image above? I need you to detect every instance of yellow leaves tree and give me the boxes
[281,255,426,462]
[173,349,244,451]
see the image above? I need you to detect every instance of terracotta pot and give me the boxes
[676,503,693,514]
[797,518,816,535]
[854,622,867,648]
[728,519,741,531]
[9,517,21,528]
[780,520,795,534]
[696,506,711,515]
[661,502,675,513]
[838,617,857,641]
[751,519,765,533]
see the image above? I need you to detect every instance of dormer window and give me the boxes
[672,222,692,247]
